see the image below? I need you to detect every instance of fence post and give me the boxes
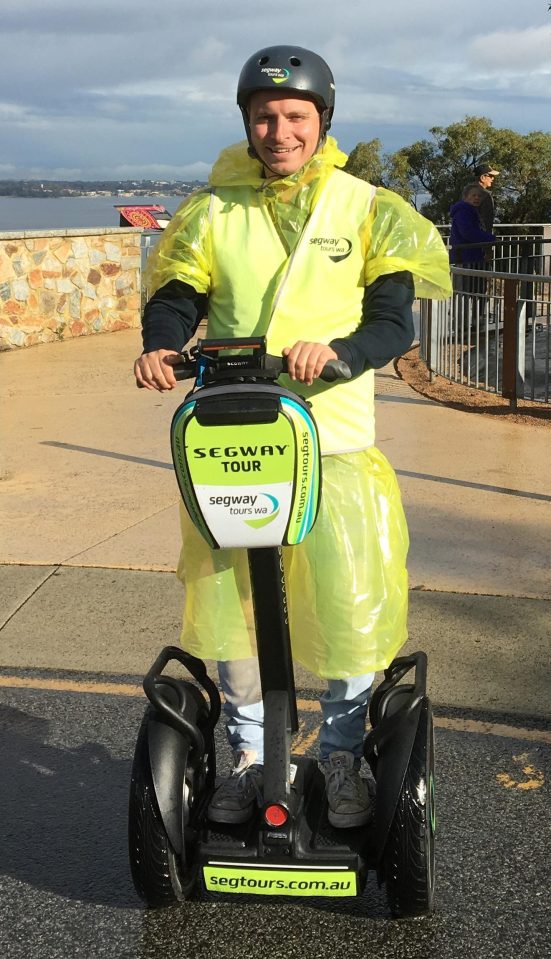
[502,276,520,409]
[426,299,433,382]
[519,241,534,323]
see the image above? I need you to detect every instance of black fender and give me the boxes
[141,646,221,858]
[147,683,204,856]
[363,652,428,864]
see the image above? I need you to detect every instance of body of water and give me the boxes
[0,191,433,234]
[0,194,184,232]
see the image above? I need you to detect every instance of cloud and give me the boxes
[90,73,236,108]
[111,162,212,180]
[469,25,551,71]
[0,101,52,129]
[0,0,549,180]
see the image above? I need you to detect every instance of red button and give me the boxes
[264,804,288,827]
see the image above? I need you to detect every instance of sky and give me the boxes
[2,0,550,182]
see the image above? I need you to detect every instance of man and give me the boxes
[471,163,500,232]
[134,45,451,829]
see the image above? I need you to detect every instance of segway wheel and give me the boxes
[383,700,435,919]
[128,709,197,907]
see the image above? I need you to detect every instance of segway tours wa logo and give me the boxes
[261,66,290,85]
[310,236,353,262]
[246,492,280,529]
[207,492,280,529]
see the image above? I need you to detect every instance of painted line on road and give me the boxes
[1,674,551,744]
[496,753,545,791]
[0,675,143,697]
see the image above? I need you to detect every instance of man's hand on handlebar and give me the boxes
[283,341,339,387]
[134,349,182,391]
[134,340,348,390]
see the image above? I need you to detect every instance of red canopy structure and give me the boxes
[114,204,172,229]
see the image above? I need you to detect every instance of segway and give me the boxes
[128,337,435,917]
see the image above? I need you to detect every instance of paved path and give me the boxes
[1,329,549,713]
[2,329,549,596]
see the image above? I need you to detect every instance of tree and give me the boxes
[343,139,412,203]
[490,128,551,222]
[394,117,551,223]
[398,116,497,221]
[343,139,384,186]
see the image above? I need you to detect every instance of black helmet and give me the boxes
[237,45,335,147]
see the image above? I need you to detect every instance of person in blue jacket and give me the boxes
[450,184,495,297]
[450,185,495,265]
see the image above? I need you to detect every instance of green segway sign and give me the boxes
[203,863,357,897]
[171,389,321,549]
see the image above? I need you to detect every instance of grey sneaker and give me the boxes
[208,751,264,825]
[323,751,373,829]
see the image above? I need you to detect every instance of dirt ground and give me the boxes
[395,346,550,430]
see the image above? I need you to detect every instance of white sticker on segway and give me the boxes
[194,481,294,548]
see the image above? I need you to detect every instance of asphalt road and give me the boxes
[1,672,549,959]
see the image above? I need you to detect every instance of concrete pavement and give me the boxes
[1,329,550,716]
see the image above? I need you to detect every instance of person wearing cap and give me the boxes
[471,163,500,232]
[134,45,451,829]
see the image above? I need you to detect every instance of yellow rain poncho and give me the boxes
[147,138,451,678]
[146,138,451,301]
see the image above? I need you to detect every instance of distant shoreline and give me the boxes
[0,193,195,199]
[0,180,206,200]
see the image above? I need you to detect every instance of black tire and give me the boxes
[383,700,435,919]
[128,710,198,907]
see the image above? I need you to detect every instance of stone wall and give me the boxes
[0,227,143,349]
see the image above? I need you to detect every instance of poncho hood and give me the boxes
[208,137,348,188]
[146,135,452,301]
[207,137,348,254]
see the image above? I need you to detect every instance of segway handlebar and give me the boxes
[172,356,351,383]
[137,337,351,387]
[170,336,352,384]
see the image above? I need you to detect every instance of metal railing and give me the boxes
[419,261,551,407]
[437,224,551,279]
[140,231,160,309]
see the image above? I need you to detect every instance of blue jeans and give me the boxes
[218,659,374,763]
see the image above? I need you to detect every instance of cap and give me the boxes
[474,164,499,177]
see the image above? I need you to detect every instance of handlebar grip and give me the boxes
[173,364,197,381]
[136,363,195,388]
[136,352,195,388]
[137,355,352,387]
[319,359,352,382]
[265,354,352,382]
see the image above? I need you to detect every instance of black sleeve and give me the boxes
[479,192,494,232]
[141,279,207,353]
[329,271,415,377]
